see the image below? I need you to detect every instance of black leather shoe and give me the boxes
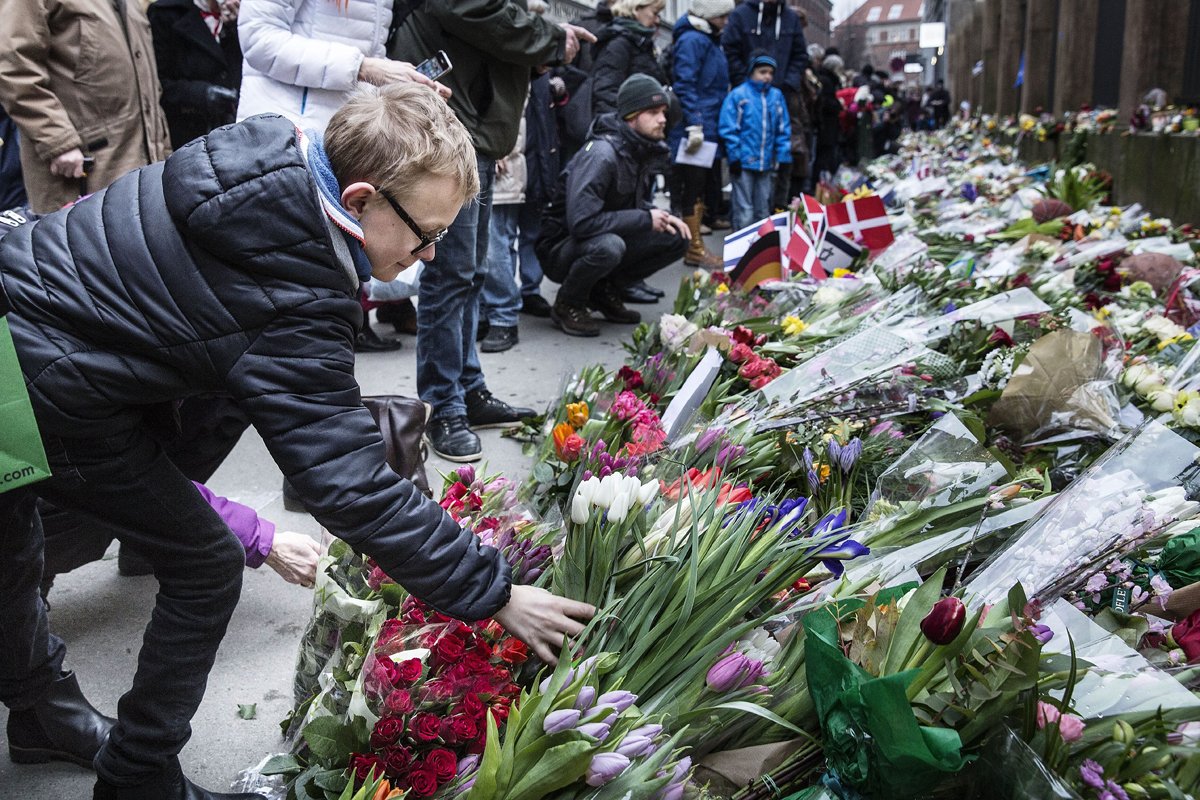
[590,284,641,324]
[355,323,403,353]
[8,671,114,769]
[480,325,518,353]
[465,389,534,429]
[93,758,261,799]
[116,547,154,577]
[375,299,418,335]
[425,416,482,462]
[520,294,552,318]
[620,282,659,305]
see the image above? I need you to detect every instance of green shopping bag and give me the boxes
[0,316,50,492]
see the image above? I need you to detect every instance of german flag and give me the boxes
[728,230,783,290]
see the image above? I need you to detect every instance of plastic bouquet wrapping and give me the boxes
[966,419,1200,606]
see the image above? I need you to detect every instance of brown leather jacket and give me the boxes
[0,0,170,212]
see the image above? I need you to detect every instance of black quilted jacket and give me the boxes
[0,115,511,620]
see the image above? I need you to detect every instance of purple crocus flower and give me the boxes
[807,468,821,488]
[586,753,631,786]
[826,439,843,465]
[543,709,582,734]
[810,508,848,539]
[802,447,815,470]
[839,438,863,473]
[961,183,978,202]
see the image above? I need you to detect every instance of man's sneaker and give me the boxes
[520,294,552,318]
[551,301,601,337]
[466,388,534,429]
[590,284,641,324]
[480,325,518,353]
[425,416,482,462]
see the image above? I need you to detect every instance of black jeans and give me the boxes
[548,229,688,306]
[0,426,245,785]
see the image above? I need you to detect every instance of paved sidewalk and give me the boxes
[0,250,705,797]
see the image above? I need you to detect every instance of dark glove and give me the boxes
[728,160,742,177]
[205,84,239,114]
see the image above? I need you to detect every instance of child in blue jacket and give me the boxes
[719,53,791,229]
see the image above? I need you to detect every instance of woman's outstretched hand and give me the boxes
[493,585,596,664]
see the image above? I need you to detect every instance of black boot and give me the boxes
[8,671,115,769]
[93,757,261,799]
[589,283,641,324]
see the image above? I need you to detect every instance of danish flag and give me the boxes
[825,194,894,252]
[785,221,827,280]
[801,194,826,243]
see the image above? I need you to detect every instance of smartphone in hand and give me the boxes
[414,50,452,82]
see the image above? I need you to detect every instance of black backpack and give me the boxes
[385,0,424,52]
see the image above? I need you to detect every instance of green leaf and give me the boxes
[302,716,361,765]
[378,582,406,608]
[505,740,595,799]
[707,701,818,741]
[462,710,503,800]
[237,703,257,720]
[884,567,947,674]
[260,754,302,776]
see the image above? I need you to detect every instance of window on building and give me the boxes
[910,27,917,39]
[879,30,888,42]
[867,6,882,21]
[888,4,903,19]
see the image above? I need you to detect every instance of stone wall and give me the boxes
[1016,134,1200,225]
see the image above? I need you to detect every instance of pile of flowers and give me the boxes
[244,121,1200,800]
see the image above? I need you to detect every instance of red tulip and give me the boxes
[920,596,966,645]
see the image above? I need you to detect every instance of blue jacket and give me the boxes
[667,15,730,158]
[722,1,809,93]
[719,79,791,171]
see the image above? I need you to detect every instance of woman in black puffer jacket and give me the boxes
[590,0,668,115]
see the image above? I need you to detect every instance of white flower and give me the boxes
[1175,391,1200,428]
[659,314,700,353]
[1122,362,1164,395]
[595,473,622,509]
[1142,314,1187,342]
[571,492,591,524]
[637,479,660,506]
[812,285,847,306]
[1148,388,1178,412]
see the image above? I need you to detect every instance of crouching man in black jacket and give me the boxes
[537,74,689,337]
[0,83,593,800]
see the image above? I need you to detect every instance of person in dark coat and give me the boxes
[0,105,27,211]
[0,83,592,800]
[590,0,667,115]
[538,75,688,338]
[668,0,732,269]
[148,0,243,150]
[572,0,614,73]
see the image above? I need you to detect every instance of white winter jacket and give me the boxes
[236,0,393,131]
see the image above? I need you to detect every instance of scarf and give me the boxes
[298,128,373,284]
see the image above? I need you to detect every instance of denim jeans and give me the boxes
[516,201,546,298]
[417,153,495,421]
[0,428,245,785]
[731,169,776,231]
[480,204,522,328]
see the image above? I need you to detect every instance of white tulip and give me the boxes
[595,473,622,509]
[571,492,591,524]
[637,479,659,506]
[608,491,631,523]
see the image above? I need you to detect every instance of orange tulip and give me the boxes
[552,422,575,460]
[566,401,589,427]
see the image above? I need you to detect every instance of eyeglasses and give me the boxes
[380,189,448,256]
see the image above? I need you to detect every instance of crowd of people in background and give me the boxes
[0,0,955,463]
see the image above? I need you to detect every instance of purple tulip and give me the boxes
[659,784,685,800]
[616,735,657,758]
[595,690,637,713]
[586,752,631,786]
[543,709,582,734]
[629,723,663,740]
[671,757,692,782]
[455,465,476,485]
[706,652,765,692]
[574,686,597,710]
[577,721,612,740]
[695,427,724,453]
[456,755,480,776]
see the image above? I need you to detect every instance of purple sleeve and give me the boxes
[192,481,276,568]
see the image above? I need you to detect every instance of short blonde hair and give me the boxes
[611,0,665,17]
[325,82,479,206]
